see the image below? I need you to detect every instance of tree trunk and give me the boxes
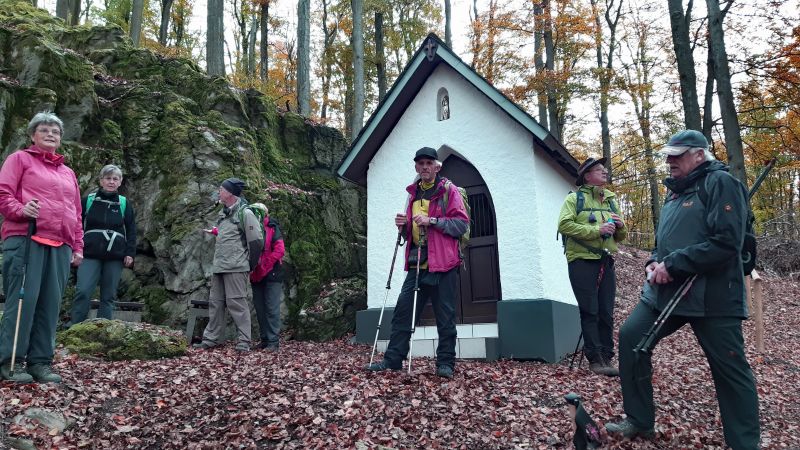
[667,0,701,130]
[207,0,226,77]
[702,33,715,143]
[375,11,387,103]
[706,0,745,182]
[351,0,365,140]
[159,0,174,46]
[56,0,68,20]
[533,1,548,129]
[247,15,259,77]
[260,1,269,82]
[321,0,336,118]
[470,0,479,69]
[444,0,452,48]
[174,0,186,47]
[69,0,81,25]
[130,0,144,46]
[591,0,621,177]
[297,0,311,115]
[543,0,560,141]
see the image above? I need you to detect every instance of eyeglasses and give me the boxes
[35,127,62,136]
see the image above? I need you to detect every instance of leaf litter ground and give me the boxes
[2,246,798,449]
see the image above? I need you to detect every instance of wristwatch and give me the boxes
[430,217,438,225]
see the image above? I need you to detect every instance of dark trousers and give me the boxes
[383,268,458,369]
[70,258,124,323]
[568,257,616,363]
[252,279,283,346]
[619,301,760,450]
[0,237,71,366]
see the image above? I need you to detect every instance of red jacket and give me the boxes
[403,177,469,273]
[0,145,83,253]
[250,216,286,283]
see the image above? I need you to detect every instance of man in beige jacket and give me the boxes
[194,178,264,352]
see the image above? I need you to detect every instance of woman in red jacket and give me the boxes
[249,203,285,351]
[0,112,83,383]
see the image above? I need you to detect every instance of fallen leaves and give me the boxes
[0,246,797,448]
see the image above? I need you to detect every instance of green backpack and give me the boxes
[84,192,127,233]
[442,179,471,251]
[236,203,266,241]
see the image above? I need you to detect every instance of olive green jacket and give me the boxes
[557,185,627,263]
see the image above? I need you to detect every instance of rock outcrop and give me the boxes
[0,1,366,339]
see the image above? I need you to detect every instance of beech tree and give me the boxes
[207,0,225,76]
[351,0,364,139]
[297,0,311,114]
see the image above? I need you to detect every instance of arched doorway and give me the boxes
[420,154,501,324]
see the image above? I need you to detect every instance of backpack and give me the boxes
[236,203,266,241]
[442,179,471,251]
[695,175,757,276]
[85,192,127,235]
[558,190,618,255]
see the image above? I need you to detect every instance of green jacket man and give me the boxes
[606,130,760,450]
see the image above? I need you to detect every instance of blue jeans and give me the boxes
[252,279,283,346]
[70,258,124,323]
[383,268,458,369]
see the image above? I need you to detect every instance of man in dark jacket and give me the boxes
[606,130,760,449]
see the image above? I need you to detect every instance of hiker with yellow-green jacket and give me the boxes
[558,157,627,376]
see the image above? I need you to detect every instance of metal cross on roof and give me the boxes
[425,39,437,61]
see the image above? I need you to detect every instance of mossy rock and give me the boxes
[294,277,366,341]
[57,319,186,360]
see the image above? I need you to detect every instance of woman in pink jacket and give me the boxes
[0,112,83,384]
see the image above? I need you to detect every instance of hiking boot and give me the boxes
[261,344,279,352]
[601,358,619,377]
[234,342,251,352]
[605,419,655,439]
[192,342,216,350]
[589,360,619,377]
[366,361,400,372]
[26,364,62,384]
[436,365,454,379]
[0,363,34,383]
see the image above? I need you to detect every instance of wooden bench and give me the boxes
[185,299,210,340]
[1,297,144,323]
[87,300,145,323]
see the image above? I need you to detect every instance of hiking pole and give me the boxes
[369,231,405,366]
[569,332,583,370]
[407,226,426,374]
[10,220,36,375]
[633,275,695,354]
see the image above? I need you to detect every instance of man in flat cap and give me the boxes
[558,157,626,376]
[606,130,760,449]
[367,147,469,378]
[195,177,264,352]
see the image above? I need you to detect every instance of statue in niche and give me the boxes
[440,95,450,120]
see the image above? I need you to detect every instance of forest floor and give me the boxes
[1,246,799,449]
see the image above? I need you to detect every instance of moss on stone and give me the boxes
[57,319,186,360]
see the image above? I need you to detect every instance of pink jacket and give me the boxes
[403,177,469,272]
[0,145,84,253]
[250,216,286,283]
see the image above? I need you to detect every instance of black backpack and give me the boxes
[695,175,757,276]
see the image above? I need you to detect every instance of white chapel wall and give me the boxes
[366,64,576,309]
